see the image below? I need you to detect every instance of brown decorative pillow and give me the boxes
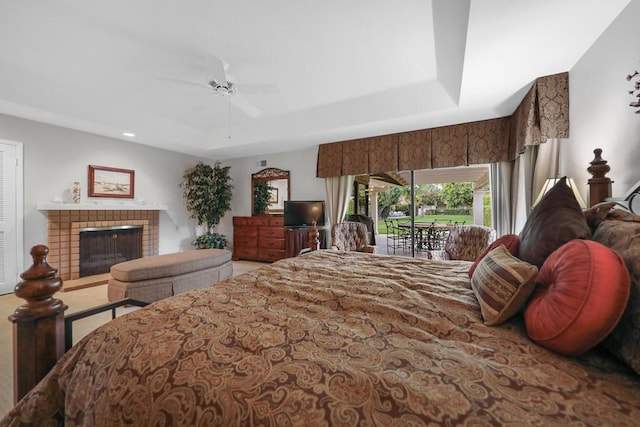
[471,245,538,326]
[582,201,617,233]
[519,177,591,268]
[592,210,640,374]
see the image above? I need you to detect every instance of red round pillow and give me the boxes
[524,239,630,355]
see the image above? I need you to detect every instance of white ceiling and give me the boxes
[0,0,631,160]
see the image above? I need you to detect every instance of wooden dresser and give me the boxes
[232,216,286,262]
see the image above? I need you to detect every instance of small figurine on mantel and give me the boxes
[72,181,81,204]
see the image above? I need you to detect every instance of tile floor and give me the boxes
[0,259,264,418]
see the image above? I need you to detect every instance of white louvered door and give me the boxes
[0,142,18,295]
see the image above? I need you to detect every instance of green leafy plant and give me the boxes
[253,181,274,214]
[441,182,473,208]
[182,162,233,248]
[193,232,228,249]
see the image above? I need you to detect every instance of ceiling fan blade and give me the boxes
[239,83,280,94]
[158,75,211,90]
[231,94,261,118]
[206,54,228,86]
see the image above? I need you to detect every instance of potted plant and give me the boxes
[181,162,233,249]
[253,181,275,214]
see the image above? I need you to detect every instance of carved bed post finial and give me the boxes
[587,148,613,207]
[308,220,320,251]
[9,245,68,404]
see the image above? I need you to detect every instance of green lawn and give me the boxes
[377,214,473,234]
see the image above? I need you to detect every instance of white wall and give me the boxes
[564,0,640,200]
[220,146,326,244]
[0,113,214,266]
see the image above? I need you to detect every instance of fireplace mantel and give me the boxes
[37,203,168,211]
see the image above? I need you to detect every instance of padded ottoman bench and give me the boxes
[107,249,233,303]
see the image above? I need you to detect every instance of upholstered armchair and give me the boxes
[346,214,376,245]
[429,225,496,261]
[331,222,377,253]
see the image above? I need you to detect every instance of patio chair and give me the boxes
[428,225,496,261]
[331,222,377,253]
[384,219,410,255]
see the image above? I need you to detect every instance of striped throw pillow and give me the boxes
[471,245,538,326]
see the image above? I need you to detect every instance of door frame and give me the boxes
[1,139,24,290]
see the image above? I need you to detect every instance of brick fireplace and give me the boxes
[45,209,160,281]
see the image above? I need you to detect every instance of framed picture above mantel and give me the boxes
[88,165,135,198]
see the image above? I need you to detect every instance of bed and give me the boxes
[3,151,640,426]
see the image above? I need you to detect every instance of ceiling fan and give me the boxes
[164,55,278,119]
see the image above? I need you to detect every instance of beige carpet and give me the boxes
[0,260,264,418]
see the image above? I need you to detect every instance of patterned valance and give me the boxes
[398,129,432,171]
[316,72,569,178]
[510,72,569,157]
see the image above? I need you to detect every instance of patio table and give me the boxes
[397,222,452,251]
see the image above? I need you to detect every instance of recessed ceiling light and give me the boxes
[123,132,135,137]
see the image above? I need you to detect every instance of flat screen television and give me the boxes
[284,200,325,227]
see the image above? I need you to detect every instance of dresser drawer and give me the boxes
[233,217,250,226]
[234,236,257,247]
[259,238,285,250]
[269,217,285,226]
[234,246,258,260]
[260,227,285,239]
[234,227,258,238]
[248,217,270,226]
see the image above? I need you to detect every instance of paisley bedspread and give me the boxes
[3,250,640,426]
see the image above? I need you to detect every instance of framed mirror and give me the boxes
[251,168,290,215]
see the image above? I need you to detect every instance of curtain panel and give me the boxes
[324,175,355,227]
[316,72,569,178]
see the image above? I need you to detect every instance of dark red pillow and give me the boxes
[468,234,520,278]
[524,239,630,356]
[519,177,591,268]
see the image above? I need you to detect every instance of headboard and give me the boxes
[616,180,640,213]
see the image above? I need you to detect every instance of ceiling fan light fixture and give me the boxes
[208,79,235,95]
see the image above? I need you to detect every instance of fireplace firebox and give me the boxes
[79,225,143,277]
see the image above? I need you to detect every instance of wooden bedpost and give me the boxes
[9,245,67,404]
[587,148,613,207]
[308,220,320,251]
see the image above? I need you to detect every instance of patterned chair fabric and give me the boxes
[430,225,496,261]
[346,214,376,245]
[331,222,377,253]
